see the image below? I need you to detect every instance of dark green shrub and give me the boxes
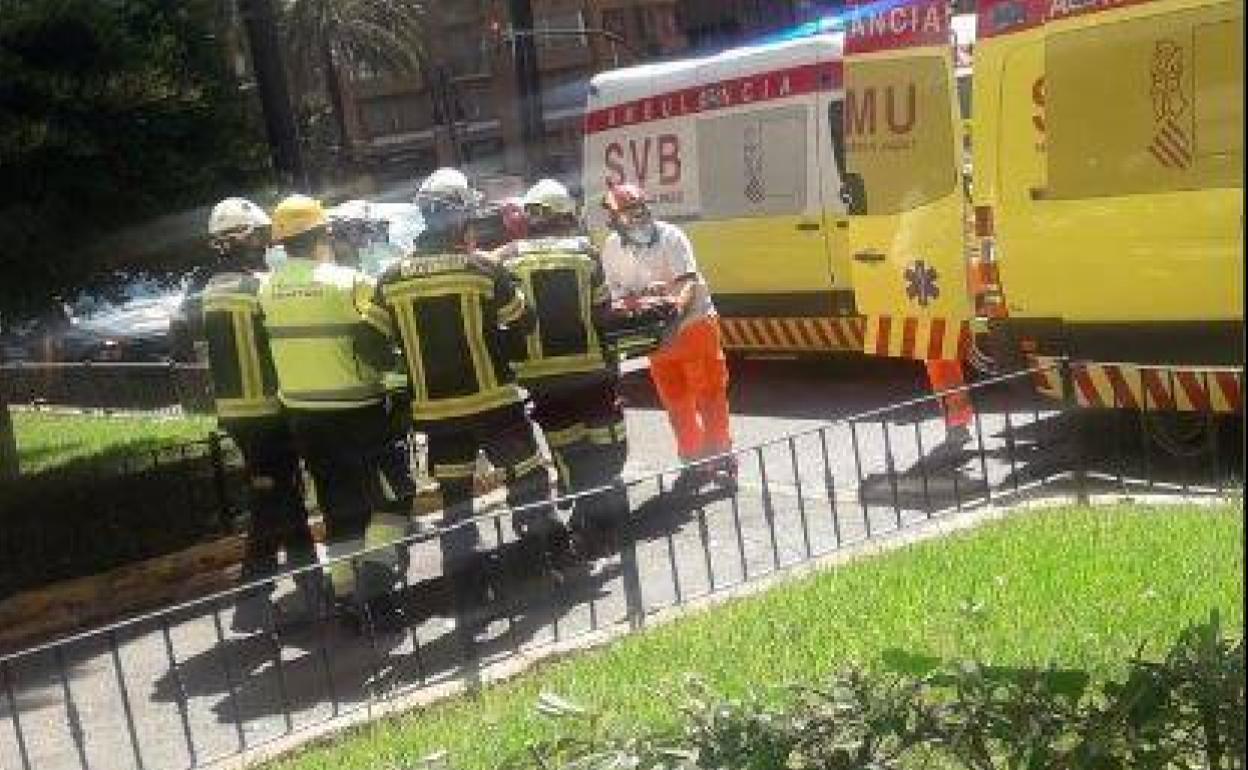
[523,613,1244,770]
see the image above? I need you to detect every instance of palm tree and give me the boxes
[283,0,431,162]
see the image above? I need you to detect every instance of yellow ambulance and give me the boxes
[581,33,867,355]
[840,0,1243,430]
[969,0,1244,420]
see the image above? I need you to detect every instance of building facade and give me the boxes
[340,0,841,193]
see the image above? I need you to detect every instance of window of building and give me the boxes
[646,4,682,47]
[360,94,427,139]
[536,10,587,49]
[602,9,628,39]
[444,23,490,76]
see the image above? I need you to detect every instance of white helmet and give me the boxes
[522,178,575,216]
[208,197,271,237]
[418,167,479,207]
[329,198,370,223]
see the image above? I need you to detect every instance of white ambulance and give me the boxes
[581,32,866,356]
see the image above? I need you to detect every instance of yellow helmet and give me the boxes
[271,194,328,242]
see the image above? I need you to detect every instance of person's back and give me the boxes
[200,271,281,420]
[499,234,610,390]
[494,178,628,557]
[372,167,568,600]
[260,258,391,409]
[199,197,317,632]
[375,250,529,427]
[256,194,411,630]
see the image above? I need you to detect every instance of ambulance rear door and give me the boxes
[843,0,974,362]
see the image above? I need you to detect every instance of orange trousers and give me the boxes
[648,317,731,462]
[926,358,974,428]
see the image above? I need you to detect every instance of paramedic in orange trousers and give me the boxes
[599,183,736,493]
[926,358,974,449]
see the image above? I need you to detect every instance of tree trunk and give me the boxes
[322,42,349,163]
[507,0,545,177]
[581,0,609,71]
[238,0,305,187]
[0,374,19,480]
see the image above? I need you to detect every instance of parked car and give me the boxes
[325,200,424,277]
[2,276,191,364]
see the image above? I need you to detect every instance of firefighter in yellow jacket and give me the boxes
[370,169,571,596]
[197,198,319,631]
[258,194,414,631]
[492,178,629,558]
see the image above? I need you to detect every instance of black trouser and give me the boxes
[221,416,316,583]
[425,402,556,575]
[287,403,414,602]
[528,373,629,533]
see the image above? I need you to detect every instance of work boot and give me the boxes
[670,465,703,496]
[571,519,622,561]
[945,424,972,446]
[514,518,576,582]
[923,424,973,468]
[230,580,276,634]
[277,569,327,628]
[702,454,738,492]
[362,593,410,635]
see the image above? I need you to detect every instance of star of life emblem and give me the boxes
[905,260,940,307]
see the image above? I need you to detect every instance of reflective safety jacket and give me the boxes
[372,251,535,427]
[199,272,281,421]
[497,236,612,390]
[257,258,393,410]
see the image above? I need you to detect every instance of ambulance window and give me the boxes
[697,105,809,218]
[844,56,957,215]
[1044,2,1242,199]
[829,100,866,215]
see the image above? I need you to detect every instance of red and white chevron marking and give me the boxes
[864,315,972,362]
[1030,357,1242,413]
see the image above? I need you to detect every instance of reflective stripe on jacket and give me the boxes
[500,236,611,388]
[373,252,533,424]
[200,272,281,419]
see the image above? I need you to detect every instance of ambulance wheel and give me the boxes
[1141,411,1212,459]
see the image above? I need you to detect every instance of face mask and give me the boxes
[622,222,657,246]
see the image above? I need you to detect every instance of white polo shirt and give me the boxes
[600,220,716,334]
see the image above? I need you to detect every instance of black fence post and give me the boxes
[620,484,645,630]
[1059,358,1089,505]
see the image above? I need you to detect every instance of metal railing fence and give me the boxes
[0,364,1241,770]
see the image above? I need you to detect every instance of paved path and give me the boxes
[2,360,1237,770]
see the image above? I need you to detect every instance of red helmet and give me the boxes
[601,182,648,215]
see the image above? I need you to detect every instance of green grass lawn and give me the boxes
[13,410,216,475]
[270,503,1244,770]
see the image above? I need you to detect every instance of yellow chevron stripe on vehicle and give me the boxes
[718,317,865,352]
